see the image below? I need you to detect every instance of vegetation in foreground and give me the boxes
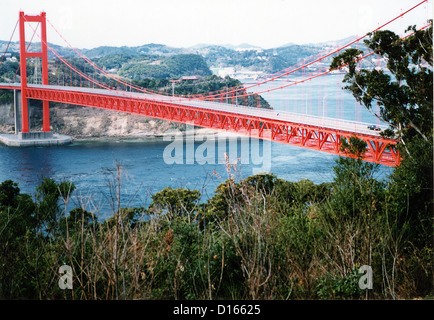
[0,144,432,300]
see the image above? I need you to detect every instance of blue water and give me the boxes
[0,74,394,218]
[259,73,382,124]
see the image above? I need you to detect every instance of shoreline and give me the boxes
[11,127,244,144]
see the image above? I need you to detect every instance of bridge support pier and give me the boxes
[0,89,72,147]
[13,89,52,136]
[13,89,24,134]
[0,131,72,147]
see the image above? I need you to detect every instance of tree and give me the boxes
[330,23,433,144]
[0,180,37,298]
[0,180,20,208]
[330,24,433,234]
[330,23,433,296]
[148,187,201,218]
[34,177,76,232]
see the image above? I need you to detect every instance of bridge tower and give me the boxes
[18,11,50,133]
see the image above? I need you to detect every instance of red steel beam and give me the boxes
[25,86,400,167]
[18,11,50,133]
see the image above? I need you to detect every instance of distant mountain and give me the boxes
[309,35,359,47]
[190,43,263,51]
[189,43,214,49]
[222,43,263,51]
[0,41,186,59]
[82,43,186,58]
[277,42,297,48]
[118,54,212,80]
[0,36,366,77]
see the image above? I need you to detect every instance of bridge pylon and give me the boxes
[18,11,50,133]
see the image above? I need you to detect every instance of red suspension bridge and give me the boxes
[0,1,430,167]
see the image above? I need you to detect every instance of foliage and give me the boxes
[316,268,364,299]
[0,89,13,105]
[330,23,433,143]
[0,53,20,83]
[118,54,212,80]
[131,74,270,109]
[0,149,431,299]
[148,187,201,218]
[199,43,323,73]
[34,177,76,231]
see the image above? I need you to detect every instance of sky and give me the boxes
[1,0,432,49]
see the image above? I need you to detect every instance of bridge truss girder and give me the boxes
[26,86,400,167]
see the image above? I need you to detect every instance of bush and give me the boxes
[316,268,364,299]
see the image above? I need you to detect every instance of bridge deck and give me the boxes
[1,83,388,138]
